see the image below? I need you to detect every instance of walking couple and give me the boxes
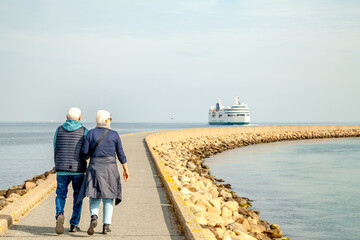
[53,107,129,235]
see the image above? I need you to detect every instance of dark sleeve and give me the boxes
[115,133,127,164]
[81,132,90,160]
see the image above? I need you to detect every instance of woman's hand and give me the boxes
[122,163,129,182]
[123,170,129,182]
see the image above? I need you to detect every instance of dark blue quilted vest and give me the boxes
[54,126,86,173]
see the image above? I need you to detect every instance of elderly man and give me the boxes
[53,107,88,234]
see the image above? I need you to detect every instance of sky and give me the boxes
[0,0,359,123]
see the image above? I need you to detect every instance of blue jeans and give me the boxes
[89,197,114,224]
[55,174,84,226]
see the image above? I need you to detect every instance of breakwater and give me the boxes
[145,125,360,240]
[0,169,55,211]
[0,169,56,235]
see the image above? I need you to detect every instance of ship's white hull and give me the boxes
[208,110,250,125]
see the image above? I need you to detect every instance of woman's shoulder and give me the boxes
[109,129,120,136]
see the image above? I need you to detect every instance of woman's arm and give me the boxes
[115,134,127,164]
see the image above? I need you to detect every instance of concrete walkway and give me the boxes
[1,132,184,239]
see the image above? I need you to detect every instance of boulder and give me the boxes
[264,229,283,238]
[221,207,232,220]
[0,200,8,209]
[251,224,266,233]
[229,222,247,235]
[208,187,219,199]
[24,182,36,190]
[251,232,272,240]
[238,207,250,216]
[204,212,224,227]
[207,206,221,215]
[189,203,206,213]
[186,161,197,171]
[231,231,258,240]
[223,201,239,211]
[270,223,280,229]
[194,212,208,225]
[196,199,212,209]
[219,189,232,199]
[240,218,251,232]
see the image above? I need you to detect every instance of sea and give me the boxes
[0,122,359,239]
[206,138,360,240]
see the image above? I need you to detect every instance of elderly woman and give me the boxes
[79,110,129,235]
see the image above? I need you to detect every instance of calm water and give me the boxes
[0,122,210,190]
[0,122,357,190]
[206,138,360,240]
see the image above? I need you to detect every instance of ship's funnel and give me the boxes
[216,103,220,111]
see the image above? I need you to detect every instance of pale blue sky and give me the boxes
[0,0,359,123]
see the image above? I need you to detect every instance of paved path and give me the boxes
[1,132,184,239]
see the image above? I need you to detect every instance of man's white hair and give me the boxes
[67,107,81,120]
[96,110,111,123]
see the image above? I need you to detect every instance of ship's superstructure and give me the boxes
[208,97,250,125]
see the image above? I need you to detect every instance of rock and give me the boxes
[178,175,190,183]
[24,182,36,190]
[209,198,223,209]
[189,203,206,213]
[5,193,20,203]
[264,229,283,238]
[194,212,208,225]
[251,224,266,233]
[186,161,197,171]
[270,223,280,229]
[5,189,18,198]
[0,190,7,197]
[36,179,44,185]
[247,217,258,226]
[0,200,8,209]
[241,218,251,232]
[230,191,237,198]
[229,222,247,235]
[238,207,250,216]
[16,189,28,196]
[7,193,20,198]
[180,188,193,195]
[232,231,258,240]
[202,226,218,238]
[219,189,232,199]
[190,194,200,203]
[221,207,233,220]
[222,232,232,240]
[9,184,23,190]
[0,196,5,201]
[186,184,197,192]
[223,201,239,211]
[207,206,221,215]
[208,187,219,198]
[251,232,272,240]
[203,212,224,227]
[196,199,212,209]
[202,228,216,239]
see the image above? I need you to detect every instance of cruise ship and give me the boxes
[208,97,250,125]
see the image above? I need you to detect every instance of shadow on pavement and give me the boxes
[5,224,90,237]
